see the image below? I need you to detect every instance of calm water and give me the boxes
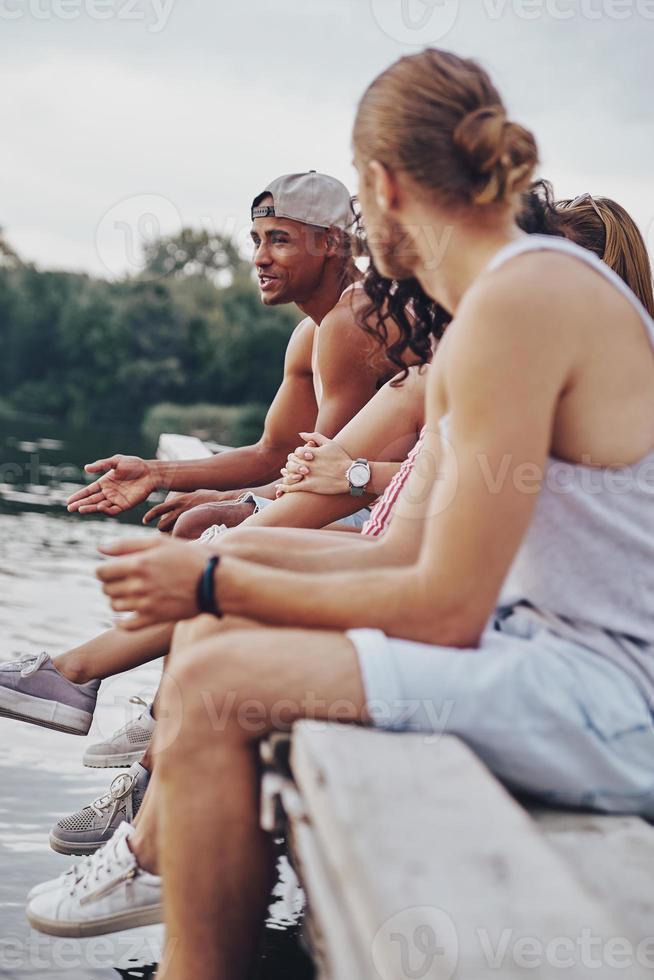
[0,416,313,980]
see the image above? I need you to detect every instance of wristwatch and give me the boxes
[346,458,371,496]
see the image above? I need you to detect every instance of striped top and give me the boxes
[362,426,426,537]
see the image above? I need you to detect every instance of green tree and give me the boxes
[0,226,296,431]
[142,228,247,282]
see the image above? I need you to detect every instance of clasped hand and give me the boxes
[276,431,353,497]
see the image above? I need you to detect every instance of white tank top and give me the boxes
[446,236,654,693]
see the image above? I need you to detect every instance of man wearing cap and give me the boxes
[67,172,396,534]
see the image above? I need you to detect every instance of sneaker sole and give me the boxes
[83,750,147,769]
[26,902,164,938]
[49,833,105,857]
[0,688,92,735]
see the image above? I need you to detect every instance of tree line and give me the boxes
[0,228,296,441]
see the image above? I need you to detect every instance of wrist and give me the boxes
[147,459,170,489]
[212,554,240,618]
[196,556,223,617]
[346,458,371,497]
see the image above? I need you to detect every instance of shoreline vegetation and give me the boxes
[0,226,295,446]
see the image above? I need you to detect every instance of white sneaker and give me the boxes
[26,822,162,937]
[27,855,94,902]
[84,697,156,768]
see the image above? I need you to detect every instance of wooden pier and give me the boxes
[262,723,654,980]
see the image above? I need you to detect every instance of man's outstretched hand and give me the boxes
[67,455,158,516]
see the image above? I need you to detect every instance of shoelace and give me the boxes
[2,652,49,678]
[72,831,132,897]
[112,696,151,738]
[90,773,136,832]
[66,854,94,884]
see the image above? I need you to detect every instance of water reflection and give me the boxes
[0,417,313,979]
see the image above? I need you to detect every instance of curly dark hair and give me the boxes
[352,180,654,380]
[359,267,450,385]
[351,181,559,384]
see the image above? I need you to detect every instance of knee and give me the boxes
[169,615,221,662]
[160,634,282,760]
[158,639,240,761]
[173,501,256,540]
[172,503,219,540]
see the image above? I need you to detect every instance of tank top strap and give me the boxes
[486,234,654,354]
[340,280,365,300]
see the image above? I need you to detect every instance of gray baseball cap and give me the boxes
[251,171,353,230]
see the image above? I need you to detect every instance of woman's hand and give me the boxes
[97,536,212,631]
[276,431,353,497]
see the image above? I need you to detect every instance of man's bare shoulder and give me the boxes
[439,251,591,409]
[318,294,376,368]
[319,284,376,350]
[455,249,596,354]
[285,316,317,375]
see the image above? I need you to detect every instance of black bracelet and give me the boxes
[196,556,223,618]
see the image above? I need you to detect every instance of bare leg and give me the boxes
[157,624,367,980]
[173,502,256,540]
[130,767,161,873]
[134,616,262,776]
[54,623,175,684]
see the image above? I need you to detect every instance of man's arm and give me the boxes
[240,366,426,529]
[67,319,319,516]
[311,298,391,438]
[211,265,577,645]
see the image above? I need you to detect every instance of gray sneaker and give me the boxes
[49,762,150,856]
[0,653,99,735]
[83,696,155,768]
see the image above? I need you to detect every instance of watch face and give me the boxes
[349,463,369,488]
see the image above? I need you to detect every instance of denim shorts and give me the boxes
[347,605,654,818]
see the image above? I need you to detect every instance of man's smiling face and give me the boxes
[250,195,329,306]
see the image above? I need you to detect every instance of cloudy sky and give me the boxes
[2,0,653,277]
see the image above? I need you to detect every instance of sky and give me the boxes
[2,0,653,278]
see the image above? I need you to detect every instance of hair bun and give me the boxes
[454,105,538,206]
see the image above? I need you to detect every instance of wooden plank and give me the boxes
[287,819,372,980]
[156,433,214,460]
[533,810,654,942]
[291,723,650,979]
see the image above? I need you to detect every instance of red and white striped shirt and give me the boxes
[361,426,426,538]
